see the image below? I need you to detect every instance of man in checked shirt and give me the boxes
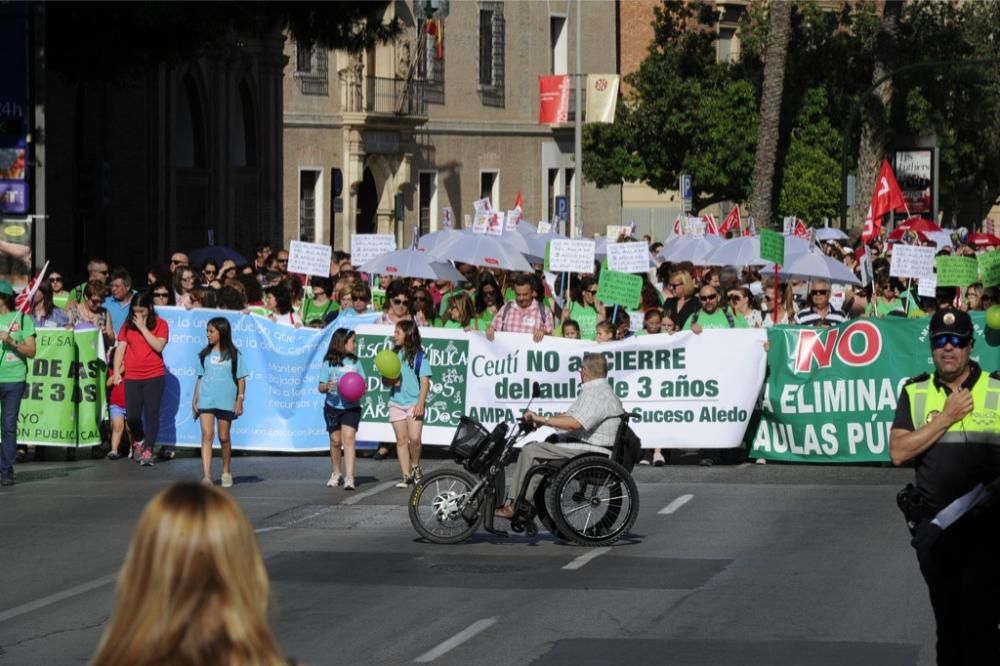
[485,274,554,343]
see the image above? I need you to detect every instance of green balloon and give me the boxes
[987,305,1000,330]
[375,349,402,380]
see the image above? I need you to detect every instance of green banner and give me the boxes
[935,255,979,287]
[760,229,784,265]
[597,269,642,308]
[356,332,469,429]
[978,251,1000,288]
[20,328,105,447]
[754,314,1000,463]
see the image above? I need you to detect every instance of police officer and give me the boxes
[890,308,1000,664]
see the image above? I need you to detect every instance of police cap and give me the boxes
[928,308,974,339]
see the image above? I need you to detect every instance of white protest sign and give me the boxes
[628,310,644,332]
[830,290,845,312]
[687,216,705,236]
[537,220,552,234]
[505,209,521,232]
[350,234,397,267]
[471,212,489,234]
[486,211,505,236]
[548,239,596,273]
[890,244,936,279]
[918,273,937,298]
[287,240,333,277]
[606,224,625,241]
[442,207,454,229]
[607,241,652,273]
[473,197,492,215]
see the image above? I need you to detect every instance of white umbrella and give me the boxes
[522,231,568,263]
[425,233,534,272]
[814,227,849,242]
[417,229,467,254]
[658,235,724,263]
[701,235,811,267]
[925,230,953,251]
[358,248,464,282]
[760,250,860,286]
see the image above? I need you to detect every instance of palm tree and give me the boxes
[749,0,792,229]
[851,0,903,230]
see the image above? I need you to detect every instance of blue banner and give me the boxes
[158,307,336,451]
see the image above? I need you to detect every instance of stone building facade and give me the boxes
[283,0,621,252]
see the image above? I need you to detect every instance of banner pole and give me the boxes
[774,268,780,324]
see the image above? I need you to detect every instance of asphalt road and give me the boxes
[0,450,935,665]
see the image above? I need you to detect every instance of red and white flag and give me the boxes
[673,214,684,236]
[793,219,810,239]
[538,75,570,124]
[513,190,523,211]
[702,214,719,235]
[863,159,908,243]
[718,207,741,236]
[14,261,48,315]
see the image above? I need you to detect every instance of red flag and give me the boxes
[14,262,49,315]
[793,219,810,239]
[718,207,741,236]
[538,75,570,124]
[702,214,719,235]
[673,214,683,236]
[864,159,908,243]
[513,190,523,211]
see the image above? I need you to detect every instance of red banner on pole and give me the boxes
[538,75,570,124]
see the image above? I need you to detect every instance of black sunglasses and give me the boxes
[392,298,409,306]
[931,334,971,349]
[811,289,829,296]
[699,293,718,301]
[153,291,170,298]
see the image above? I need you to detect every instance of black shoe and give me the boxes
[373,449,389,461]
[0,474,14,487]
[698,457,714,467]
[157,448,176,461]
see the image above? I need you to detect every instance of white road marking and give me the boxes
[414,617,498,662]
[341,480,398,506]
[0,573,118,624]
[0,480,401,624]
[658,494,693,515]
[562,547,611,571]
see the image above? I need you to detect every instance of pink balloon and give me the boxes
[338,371,366,403]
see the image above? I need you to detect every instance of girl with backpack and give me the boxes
[318,329,366,490]
[387,320,432,488]
[192,317,247,488]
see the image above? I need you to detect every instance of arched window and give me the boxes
[232,80,258,167]
[176,73,206,168]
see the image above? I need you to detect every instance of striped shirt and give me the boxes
[794,305,847,327]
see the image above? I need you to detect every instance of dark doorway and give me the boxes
[356,167,378,234]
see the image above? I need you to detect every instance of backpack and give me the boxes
[691,308,735,328]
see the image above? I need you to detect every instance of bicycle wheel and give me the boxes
[409,468,482,544]
[546,456,639,547]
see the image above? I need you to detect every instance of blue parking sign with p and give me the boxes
[555,195,568,220]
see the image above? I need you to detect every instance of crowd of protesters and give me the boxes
[5,227,989,478]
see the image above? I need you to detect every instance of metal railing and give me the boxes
[365,76,426,116]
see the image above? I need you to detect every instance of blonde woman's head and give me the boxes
[91,483,284,666]
[669,270,695,299]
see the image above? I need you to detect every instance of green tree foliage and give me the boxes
[778,87,842,221]
[47,2,401,83]
[583,1,755,209]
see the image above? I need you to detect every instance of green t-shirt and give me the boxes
[301,298,338,324]
[682,308,748,330]
[564,301,599,340]
[0,311,36,382]
[865,298,904,318]
[437,288,466,318]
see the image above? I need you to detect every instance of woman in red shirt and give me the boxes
[111,291,169,466]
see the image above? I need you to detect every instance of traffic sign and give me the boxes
[680,174,692,213]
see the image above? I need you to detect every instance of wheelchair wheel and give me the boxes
[545,456,639,547]
[409,468,482,544]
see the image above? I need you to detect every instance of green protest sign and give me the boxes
[21,328,105,447]
[754,314,1000,463]
[978,251,1000,288]
[597,269,642,308]
[371,288,386,312]
[759,228,784,266]
[356,333,469,430]
[935,255,979,287]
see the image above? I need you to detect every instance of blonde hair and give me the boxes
[445,291,476,327]
[670,270,695,299]
[91,483,285,666]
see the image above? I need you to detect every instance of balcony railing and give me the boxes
[364,76,426,116]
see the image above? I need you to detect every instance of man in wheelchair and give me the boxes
[495,352,625,519]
